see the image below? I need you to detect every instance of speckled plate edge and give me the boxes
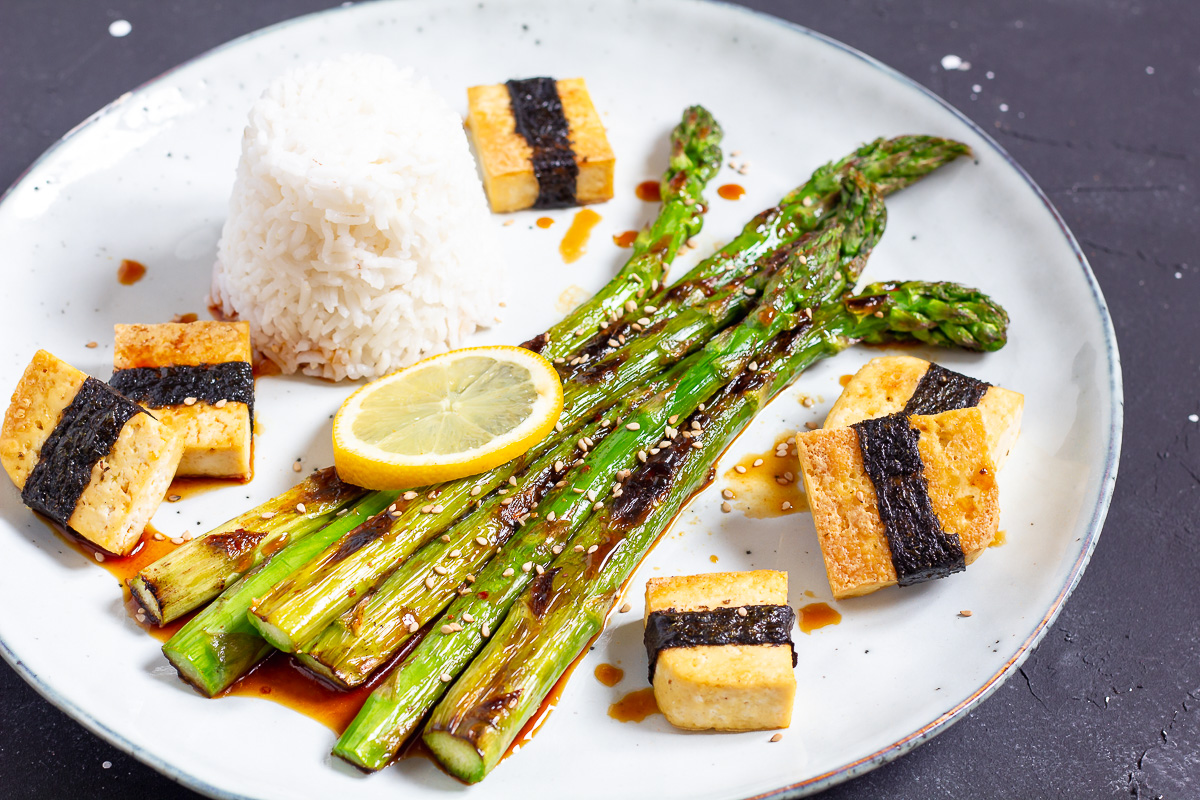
[0,1,1122,798]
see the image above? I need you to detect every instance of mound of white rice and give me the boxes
[211,54,504,381]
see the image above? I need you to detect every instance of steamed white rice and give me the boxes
[211,54,505,381]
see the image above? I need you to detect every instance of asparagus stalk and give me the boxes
[295,411,624,686]
[332,203,886,769]
[522,105,722,360]
[422,282,1010,782]
[161,490,397,696]
[557,135,971,373]
[129,468,367,625]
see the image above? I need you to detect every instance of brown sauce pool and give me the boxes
[559,208,602,264]
[167,475,251,503]
[608,687,660,722]
[722,434,808,518]
[613,230,639,248]
[635,181,661,202]
[117,259,146,285]
[717,184,745,201]
[594,663,624,687]
[536,216,555,229]
[798,602,841,634]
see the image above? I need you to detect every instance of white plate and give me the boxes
[0,1,1121,797]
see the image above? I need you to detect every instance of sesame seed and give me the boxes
[261,511,276,519]
[388,503,398,513]
[501,498,513,506]
[607,338,620,348]
[503,568,515,577]
[465,574,475,583]
[587,489,598,501]
[805,421,818,430]
[440,625,455,635]
[855,490,865,502]
[422,505,433,513]
[555,422,564,432]
[721,502,732,513]
[748,361,759,372]
[574,545,585,552]
[637,317,651,326]
[554,460,564,472]
[554,357,565,364]
[432,504,444,513]
[520,561,533,573]
[802,396,815,408]
[482,624,491,637]
[470,486,482,496]
[753,458,764,467]
[649,448,660,456]
[735,465,747,474]
[292,461,303,473]
[425,576,436,589]
[587,544,599,554]
[85,341,98,349]
[625,422,641,431]
[552,545,563,554]
[449,549,461,558]
[403,491,418,500]
[637,451,647,462]
[94,552,106,562]
[167,494,181,502]
[535,564,545,575]
[153,532,164,541]
[619,603,632,613]
[784,472,794,481]
[770,733,783,743]
[625,300,638,312]
[441,535,451,543]
[722,489,734,499]
[573,487,585,494]
[669,415,679,425]
[462,612,475,623]
[440,673,453,682]
[658,440,671,449]
[692,442,703,449]
[802,196,814,207]
[547,511,557,522]
[183,396,198,406]
[631,323,644,332]
[743,287,757,296]
[776,477,789,486]
[593,502,604,510]
[960,609,973,617]
[408,621,420,633]
[782,501,793,511]
[737,607,748,617]
[433,566,447,576]
[651,279,660,291]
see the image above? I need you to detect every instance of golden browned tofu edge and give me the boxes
[114,321,251,369]
[0,350,89,489]
[797,408,998,599]
[465,78,614,213]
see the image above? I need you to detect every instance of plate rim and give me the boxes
[0,1,1124,798]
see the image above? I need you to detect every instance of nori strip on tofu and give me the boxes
[110,362,254,425]
[852,414,965,585]
[903,363,990,415]
[22,377,146,526]
[505,77,579,208]
[643,605,797,681]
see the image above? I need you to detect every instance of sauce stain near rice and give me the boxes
[559,208,602,263]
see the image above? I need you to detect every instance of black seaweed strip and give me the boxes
[22,377,146,526]
[506,77,579,209]
[903,363,990,415]
[110,362,254,425]
[643,605,797,681]
[853,415,965,586]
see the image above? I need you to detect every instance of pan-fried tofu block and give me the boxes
[825,356,1023,468]
[644,570,796,731]
[466,78,614,213]
[113,321,252,479]
[798,408,999,599]
[1,350,183,555]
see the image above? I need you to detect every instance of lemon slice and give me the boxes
[332,346,564,489]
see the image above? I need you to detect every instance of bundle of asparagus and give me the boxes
[131,107,1001,782]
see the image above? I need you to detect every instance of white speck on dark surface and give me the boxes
[107,19,132,37]
[1145,65,1155,74]
[1189,414,1198,423]
[940,54,969,70]
[101,760,111,769]
[999,103,1009,112]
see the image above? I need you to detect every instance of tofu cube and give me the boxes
[797,407,999,598]
[644,570,796,731]
[824,356,1023,468]
[1,350,183,555]
[466,78,614,213]
[113,321,252,479]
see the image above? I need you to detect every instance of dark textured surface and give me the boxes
[644,605,797,681]
[0,1,1196,798]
